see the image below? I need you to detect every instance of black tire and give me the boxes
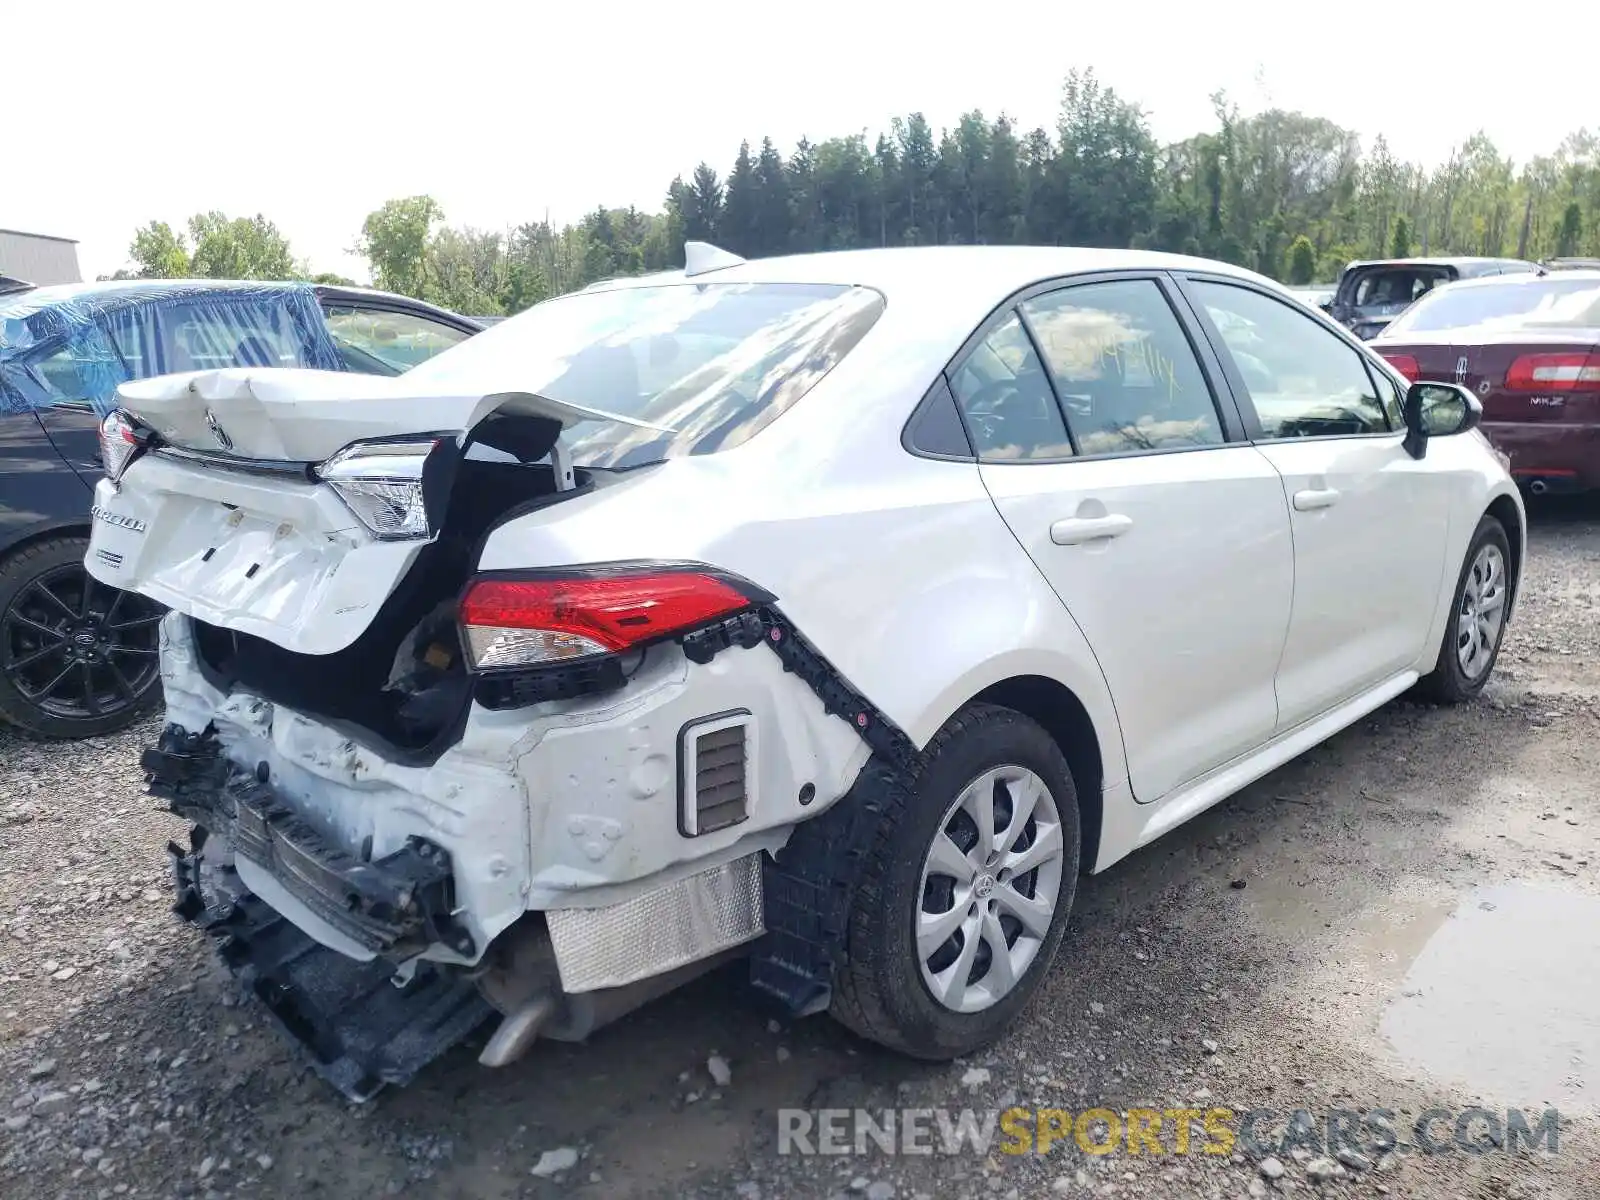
[0,537,165,739]
[1415,514,1513,704]
[829,703,1081,1059]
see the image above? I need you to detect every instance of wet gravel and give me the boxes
[3,495,1600,1200]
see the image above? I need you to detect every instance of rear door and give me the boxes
[952,273,1295,802]
[1177,275,1451,728]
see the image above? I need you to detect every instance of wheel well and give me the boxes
[1485,494,1522,613]
[1,522,89,565]
[973,675,1104,873]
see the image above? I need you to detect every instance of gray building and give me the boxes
[0,228,83,286]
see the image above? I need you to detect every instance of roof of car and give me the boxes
[1342,256,1539,272]
[0,277,315,322]
[581,245,1278,306]
[1427,268,1600,292]
[0,278,482,346]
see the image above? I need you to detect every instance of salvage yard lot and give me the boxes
[4,500,1600,1200]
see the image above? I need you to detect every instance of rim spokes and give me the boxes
[3,564,162,722]
[917,765,1066,1014]
[1456,543,1507,679]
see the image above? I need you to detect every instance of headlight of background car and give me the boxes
[315,437,453,540]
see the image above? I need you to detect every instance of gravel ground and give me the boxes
[4,496,1600,1200]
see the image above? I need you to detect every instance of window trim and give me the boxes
[911,269,1252,468]
[1173,272,1408,447]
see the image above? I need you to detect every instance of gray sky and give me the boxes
[9,0,1591,282]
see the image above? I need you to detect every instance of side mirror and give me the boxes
[1402,382,1482,459]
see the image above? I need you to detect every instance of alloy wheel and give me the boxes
[0,562,163,724]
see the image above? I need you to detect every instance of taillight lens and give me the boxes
[1380,353,1420,382]
[1505,351,1600,391]
[316,437,445,540]
[98,410,147,482]
[459,569,756,669]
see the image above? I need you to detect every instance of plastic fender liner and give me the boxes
[737,608,923,1016]
[750,756,914,1016]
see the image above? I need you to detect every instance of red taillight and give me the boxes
[1380,353,1420,382]
[459,568,756,669]
[1505,351,1600,391]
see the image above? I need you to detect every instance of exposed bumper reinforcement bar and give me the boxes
[168,831,494,1102]
[144,728,475,960]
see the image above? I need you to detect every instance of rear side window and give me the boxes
[1191,281,1391,438]
[100,297,321,378]
[323,305,471,374]
[949,312,1072,461]
[1022,279,1223,455]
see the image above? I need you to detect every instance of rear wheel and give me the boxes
[0,537,165,738]
[1416,515,1512,704]
[829,703,1080,1059]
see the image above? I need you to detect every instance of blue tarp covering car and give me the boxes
[0,278,480,740]
[0,280,348,417]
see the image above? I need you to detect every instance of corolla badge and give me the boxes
[204,408,234,451]
[1479,379,1493,396]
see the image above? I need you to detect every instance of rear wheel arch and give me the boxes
[1,519,91,564]
[1484,493,1523,616]
[969,674,1104,875]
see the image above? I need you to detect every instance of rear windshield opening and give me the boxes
[1349,267,1453,310]
[400,281,886,470]
[1385,277,1600,336]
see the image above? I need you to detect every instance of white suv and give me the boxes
[86,244,1524,1099]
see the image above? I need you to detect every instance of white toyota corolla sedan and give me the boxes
[85,243,1524,1098]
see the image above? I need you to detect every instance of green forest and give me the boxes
[119,70,1600,317]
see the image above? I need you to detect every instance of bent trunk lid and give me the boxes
[84,368,665,655]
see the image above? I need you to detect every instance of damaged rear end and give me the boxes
[84,279,889,1098]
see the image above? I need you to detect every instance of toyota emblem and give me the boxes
[204,408,234,452]
[1478,380,1493,396]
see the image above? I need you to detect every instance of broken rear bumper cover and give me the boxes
[144,724,778,1098]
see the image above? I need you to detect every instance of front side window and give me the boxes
[1191,280,1391,439]
[401,282,885,469]
[323,306,471,375]
[28,346,94,405]
[949,311,1072,461]
[1021,279,1224,455]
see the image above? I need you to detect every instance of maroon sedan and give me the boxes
[1372,271,1600,494]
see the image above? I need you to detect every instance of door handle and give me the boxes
[1050,514,1133,545]
[1292,487,1340,511]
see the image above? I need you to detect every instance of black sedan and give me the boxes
[0,278,481,738]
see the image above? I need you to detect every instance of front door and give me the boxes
[949,276,1295,802]
[1179,276,1451,729]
